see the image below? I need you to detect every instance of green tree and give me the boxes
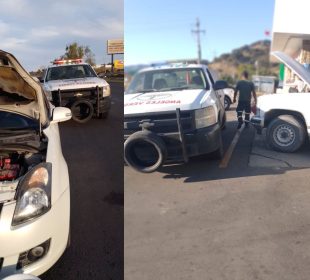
[62,42,96,66]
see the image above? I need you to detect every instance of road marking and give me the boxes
[219,125,244,168]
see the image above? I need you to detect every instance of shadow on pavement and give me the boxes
[155,119,310,183]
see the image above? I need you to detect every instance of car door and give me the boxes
[207,69,225,107]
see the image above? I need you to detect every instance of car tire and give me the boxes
[70,100,94,123]
[266,115,306,152]
[224,96,231,110]
[124,131,167,173]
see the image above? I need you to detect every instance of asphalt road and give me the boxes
[125,106,310,280]
[41,81,123,280]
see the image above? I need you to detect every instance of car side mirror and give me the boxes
[214,80,229,91]
[52,107,72,123]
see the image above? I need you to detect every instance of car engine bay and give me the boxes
[0,151,45,181]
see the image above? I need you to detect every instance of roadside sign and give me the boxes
[114,60,124,70]
[107,39,124,55]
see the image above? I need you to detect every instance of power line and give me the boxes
[191,18,205,64]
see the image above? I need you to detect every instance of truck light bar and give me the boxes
[52,58,83,65]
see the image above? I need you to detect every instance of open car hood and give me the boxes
[0,50,47,125]
[272,51,310,87]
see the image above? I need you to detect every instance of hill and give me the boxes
[208,40,279,84]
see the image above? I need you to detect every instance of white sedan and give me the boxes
[0,50,71,277]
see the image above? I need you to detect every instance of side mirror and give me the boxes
[214,80,229,91]
[52,107,72,123]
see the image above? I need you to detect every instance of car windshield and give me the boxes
[126,68,209,94]
[45,64,97,81]
[0,111,39,130]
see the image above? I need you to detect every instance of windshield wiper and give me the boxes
[162,86,190,91]
[137,89,158,93]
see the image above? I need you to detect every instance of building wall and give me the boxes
[273,0,310,35]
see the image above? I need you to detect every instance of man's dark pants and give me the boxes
[236,101,251,124]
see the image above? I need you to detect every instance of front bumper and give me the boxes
[51,88,111,114]
[124,123,222,162]
[161,123,221,162]
[250,115,264,134]
[0,187,70,277]
[97,96,111,113]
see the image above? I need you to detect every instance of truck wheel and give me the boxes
[124,131,167,173]
[267,115,305,152]
[224,96,231,110]
[70,100,94,123]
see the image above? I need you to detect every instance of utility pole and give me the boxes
[192,18,205,64]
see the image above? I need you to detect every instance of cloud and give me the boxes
[1,37,27,50]
[30,27,60,38]
[0,0,124,70]
[0,20,10,36]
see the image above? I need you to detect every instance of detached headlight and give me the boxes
[195,106,217,129]
[12,163,52,226]
[102,84,111,97]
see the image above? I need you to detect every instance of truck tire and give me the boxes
[266,115,306,152]
[124,131,167,173]
[70,100,94,123]
[224,96,231,110]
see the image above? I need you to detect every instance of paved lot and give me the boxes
[125,105,310,280]
[41,81,123,280]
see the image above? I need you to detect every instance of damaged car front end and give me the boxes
[0,50,71,277]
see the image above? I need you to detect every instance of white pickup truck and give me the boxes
[251,51,310,152]
[42,59,111,123]
[124,64,228,173]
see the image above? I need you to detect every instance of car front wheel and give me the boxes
[266,115,306,152]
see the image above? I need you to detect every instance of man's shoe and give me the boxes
[237,122,243,129]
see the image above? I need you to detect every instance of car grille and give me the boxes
[52,87,101,106]
[124,111,195,136]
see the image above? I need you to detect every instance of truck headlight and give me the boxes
[102,85,111,97]
[12,163,52,226]
[195,106,217,129]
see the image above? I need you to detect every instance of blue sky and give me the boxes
[125,0,275,65]
[0,0,123,71]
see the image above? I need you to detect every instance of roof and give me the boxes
[47,62,90,69]
[138,63,207,73]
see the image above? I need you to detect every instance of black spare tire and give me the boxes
[124,131,167,173]
[70,99,94,123]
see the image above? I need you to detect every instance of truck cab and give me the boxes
[124,63,228,173]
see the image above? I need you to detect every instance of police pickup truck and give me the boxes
[251,51,310,152]
[42,59,111,123]
[124,63,228,173]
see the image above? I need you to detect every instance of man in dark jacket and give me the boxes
[233,71,257,129]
